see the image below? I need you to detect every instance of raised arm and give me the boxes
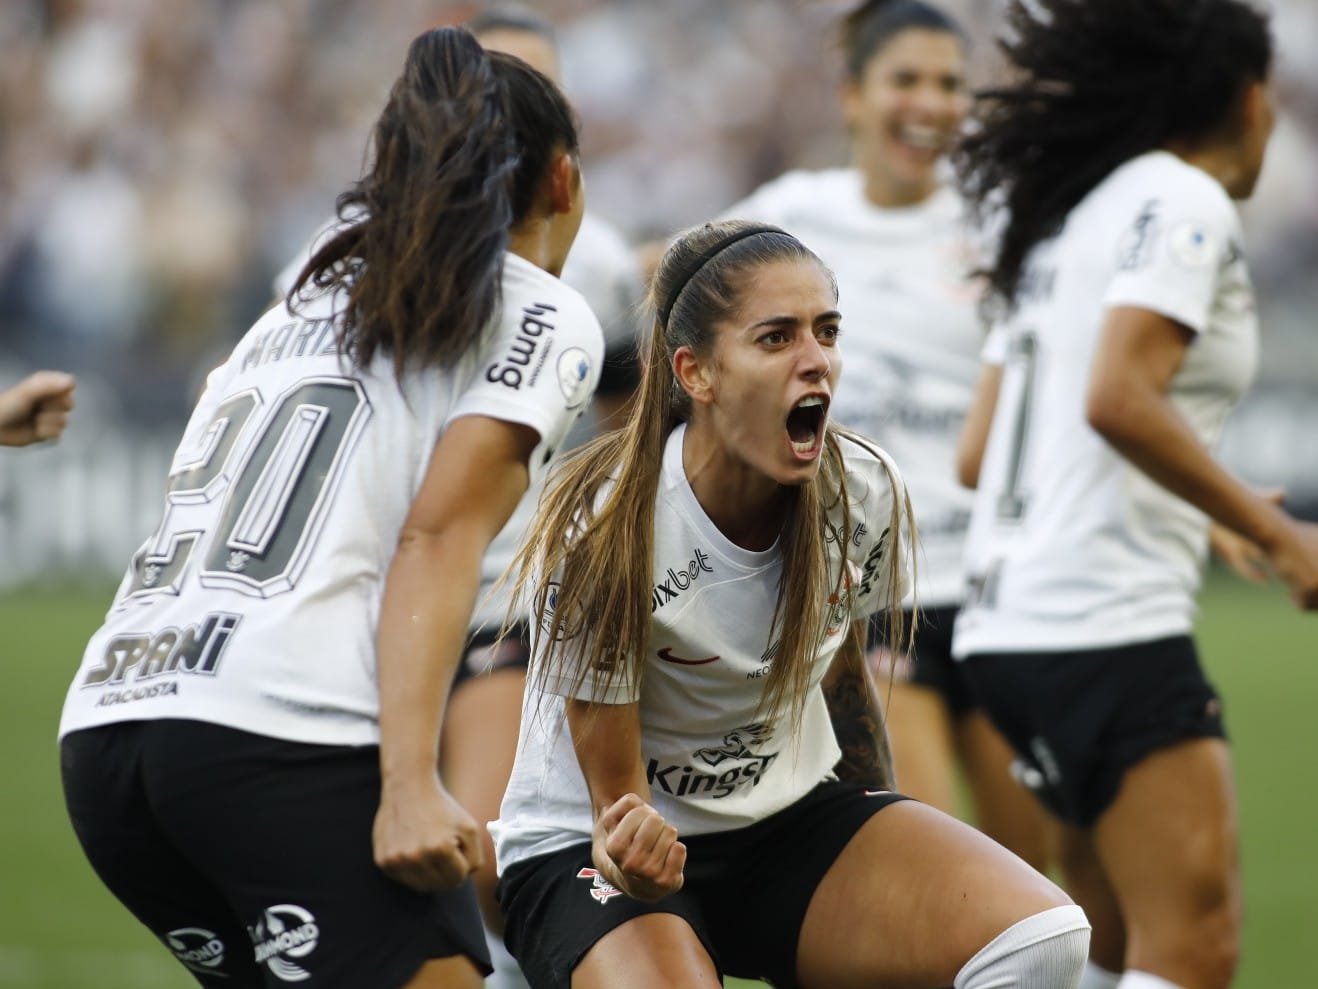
[822,620,897,791]
[1087,306,1318,608]
[566,698,686,902]
[373,414,538,890]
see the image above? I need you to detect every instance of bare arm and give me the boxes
[567,699,686,901]
[1087,306,1318,608]
[373,415,538,890]
[822,620,896,791]
[956,363,1002,490]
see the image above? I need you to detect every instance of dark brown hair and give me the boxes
[290,27,579,376]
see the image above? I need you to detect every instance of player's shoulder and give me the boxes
[501,255,604,346]
[835,430,905,508]
[1102,151,1235,219]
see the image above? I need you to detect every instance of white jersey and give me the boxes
[953,151,1257,656]
[723,170,983,606]
[475,212,645,631]
[492,426,909,871]
[272,212,642,634]
[60,254,604,745]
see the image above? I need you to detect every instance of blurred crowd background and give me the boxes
[3,0,1317,583]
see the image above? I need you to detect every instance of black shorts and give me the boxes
[869,606,978,714]
[60,719,491,987]
[451,624,531,692]
[962,635,1226,827]
[497,781,908,989]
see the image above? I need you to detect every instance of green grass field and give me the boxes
[2,574,1314,988]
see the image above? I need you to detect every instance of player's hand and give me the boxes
[591,793,686,902]
[1266,516,1318,611]
[1209,521,1269,583]
[373,776,483,891]
[0,371,76,447]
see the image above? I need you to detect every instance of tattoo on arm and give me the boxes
[823,625,896,790]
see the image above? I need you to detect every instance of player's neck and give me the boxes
[1161,141,1247,200]
[681,426,789,552]
[507,219,562,277]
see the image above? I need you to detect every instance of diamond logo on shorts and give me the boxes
[165,926,227,976]
[576,868,624,904]
[248,904,319,982]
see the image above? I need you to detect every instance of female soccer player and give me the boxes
[492,220,1089,988]
[952,3,1318,988]
[58,28,601,989]
[721,0,1052,868]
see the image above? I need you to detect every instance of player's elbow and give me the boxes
[1085,381,1142,446]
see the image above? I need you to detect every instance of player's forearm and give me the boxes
[567,698,652,817]
[823,623,896,790]
[1087,384,1290,552]
[376,527,485,784]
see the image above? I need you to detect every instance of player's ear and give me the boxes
[673,345,714,407]
[545,150,581,217]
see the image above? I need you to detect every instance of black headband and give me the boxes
[657,224,782,325]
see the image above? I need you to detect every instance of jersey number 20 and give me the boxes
[124,377,370,600]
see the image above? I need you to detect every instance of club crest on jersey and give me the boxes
[486,302,558,391]
[82,612,241,702]
[576,868,624,904]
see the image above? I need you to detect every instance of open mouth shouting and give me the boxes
[786,394,829,460]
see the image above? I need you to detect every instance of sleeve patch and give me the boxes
[1167,220,1219,269]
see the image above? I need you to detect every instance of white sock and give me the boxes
[484,927,531,989]
[1079,961,1121,989]
[1117,973,1184,989]
[954,905,1091,988]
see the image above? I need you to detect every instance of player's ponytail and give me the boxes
[956,0,1272,317]
[291,27,579,376]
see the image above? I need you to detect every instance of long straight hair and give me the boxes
[513,221,915,730]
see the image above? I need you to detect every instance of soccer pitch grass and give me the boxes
[2,575,1313,988]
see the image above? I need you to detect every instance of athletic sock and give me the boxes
[1117,973,1184,989]
[954,904,1091,988]
[1079,961,1122,989]
[484,927,530,989]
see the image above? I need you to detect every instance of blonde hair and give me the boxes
[513,220,915,728]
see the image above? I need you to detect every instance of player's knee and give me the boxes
[955,905,1090,989]
[1172,905,1240,989]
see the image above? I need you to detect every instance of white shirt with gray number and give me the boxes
[60,253,604,745]
[953,151,1257,657]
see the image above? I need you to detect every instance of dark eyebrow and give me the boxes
[750,310,842,331]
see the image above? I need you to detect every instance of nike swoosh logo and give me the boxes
[656,647,720,666]
[864,789,891,797]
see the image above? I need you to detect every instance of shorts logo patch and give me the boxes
[165,926,227,976]
[248,904,319,982]
[576,868,624,904]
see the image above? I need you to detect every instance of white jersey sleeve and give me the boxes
[837,435,912,620]
[448,258,604,461]
[1102,173,1240,335]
